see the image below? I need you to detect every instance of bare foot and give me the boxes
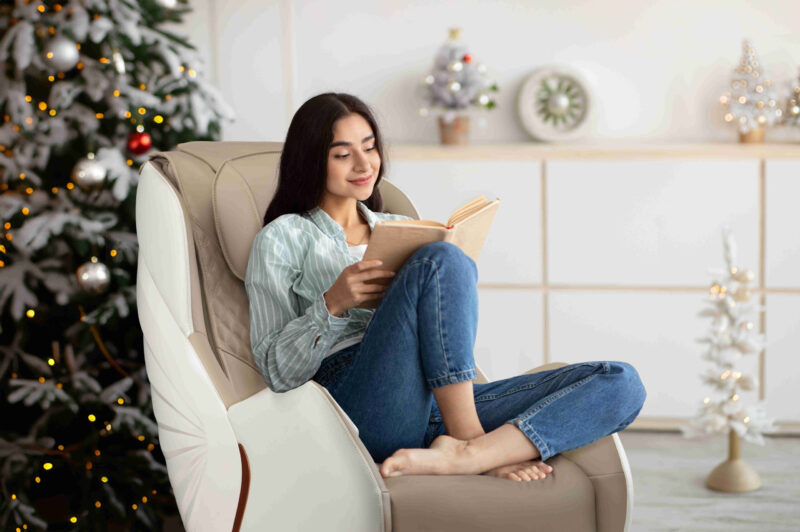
[482,460,553,482]
[379,434,477,478]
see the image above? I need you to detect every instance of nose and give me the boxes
[353,148,373,171]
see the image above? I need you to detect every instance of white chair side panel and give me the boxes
[138,247,241,531]
[136,163,194,336]
[765,295,800,423]
[229,386,386,532]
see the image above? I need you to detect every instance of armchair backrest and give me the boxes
[143,141,420,405]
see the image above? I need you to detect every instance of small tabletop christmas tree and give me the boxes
[683,227,776,492]
[418,27,498,144]
[719,40,782,143]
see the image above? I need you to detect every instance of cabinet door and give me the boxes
[388,160,542,285]
[547,159,760,286]
[765,160,800,424]
[475,289,544,382]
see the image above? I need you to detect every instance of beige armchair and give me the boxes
[135,141,634,531]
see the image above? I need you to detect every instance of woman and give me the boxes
[245,92,646,482]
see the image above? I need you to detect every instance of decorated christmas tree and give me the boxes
[417,27,498,124]
[719,39,782,140]
[683,228,776,492]
[0,0,233,529]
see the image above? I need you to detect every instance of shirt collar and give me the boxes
[305,201,379,240]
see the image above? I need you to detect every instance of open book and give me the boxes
[356,195,501,309]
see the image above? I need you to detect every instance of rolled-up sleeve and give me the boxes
[245,225,351,393]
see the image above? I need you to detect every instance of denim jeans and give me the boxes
[312,241,647,464]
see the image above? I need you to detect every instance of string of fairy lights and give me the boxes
[2,1,192,528]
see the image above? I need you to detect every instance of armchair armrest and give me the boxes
[227,381,390,532]
[524,362,633,532]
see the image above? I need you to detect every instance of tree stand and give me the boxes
[706,429,762,493]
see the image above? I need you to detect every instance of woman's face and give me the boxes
[325,113,380,204]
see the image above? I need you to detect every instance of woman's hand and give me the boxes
[324,260,396,316]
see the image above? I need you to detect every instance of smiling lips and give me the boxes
[349,175,372,186]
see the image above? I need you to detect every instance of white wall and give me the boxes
[179,0,800,144]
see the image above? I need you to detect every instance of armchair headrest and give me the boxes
[150,141,283,281]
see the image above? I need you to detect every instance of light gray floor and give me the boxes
[620,430,800,532]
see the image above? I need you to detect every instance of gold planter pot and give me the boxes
[438,116,470,145]
[739,128,765,144]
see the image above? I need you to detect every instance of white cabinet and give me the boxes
[547,159,760,285]
[388,144,800,430]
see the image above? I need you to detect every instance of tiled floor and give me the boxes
[620,430,800,531]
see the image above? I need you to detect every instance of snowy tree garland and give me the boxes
[683,227,776,445]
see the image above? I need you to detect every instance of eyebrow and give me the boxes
[329,134,375,149]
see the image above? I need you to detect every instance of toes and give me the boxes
[508,472,522,482]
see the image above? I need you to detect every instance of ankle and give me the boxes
[449,428,486,441]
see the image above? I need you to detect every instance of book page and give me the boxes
[447,195,489,227]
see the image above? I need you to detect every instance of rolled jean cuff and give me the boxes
[427,367,477,389]
[505,418,553,462]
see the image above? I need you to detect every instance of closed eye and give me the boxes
[334,145,377,158]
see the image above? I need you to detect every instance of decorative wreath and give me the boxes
[517,66,593,142]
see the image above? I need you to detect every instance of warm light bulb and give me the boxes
[43,463,53,470]
[88,414,96,422]
[26,309,35,318]
[48,358,55,366]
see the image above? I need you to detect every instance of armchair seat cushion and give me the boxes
[386,455,595,531]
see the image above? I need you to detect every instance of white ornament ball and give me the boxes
[424,74,435,85]
[112,50,126,74]
[77,260,111,294]
[157,0,177,7]
[43,35,80,72]
[447,60,463,73]
[71,157,107,189]
[56,292,69,305]
[448,81,461,92]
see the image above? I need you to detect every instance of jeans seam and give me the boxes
[475,362,606,402]
[505,373,599,460]
[427,368,477,388]
[510,418,552,461]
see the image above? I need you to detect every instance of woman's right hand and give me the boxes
[323,260,396,316]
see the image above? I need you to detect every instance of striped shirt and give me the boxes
[245,200,413,393]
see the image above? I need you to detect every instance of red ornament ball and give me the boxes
[462,54,472,63]
[127,131,152,155]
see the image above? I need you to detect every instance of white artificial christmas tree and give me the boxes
[683,227,776,492]
[719,39,782,142]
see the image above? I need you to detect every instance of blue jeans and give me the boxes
[312,242,646,464]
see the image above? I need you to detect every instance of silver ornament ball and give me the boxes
[548,93,571,116]
[77,260,111,294]
[71,157,107,189]
[43,34,80,72]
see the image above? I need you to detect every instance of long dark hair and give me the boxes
[263,93,387,226]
